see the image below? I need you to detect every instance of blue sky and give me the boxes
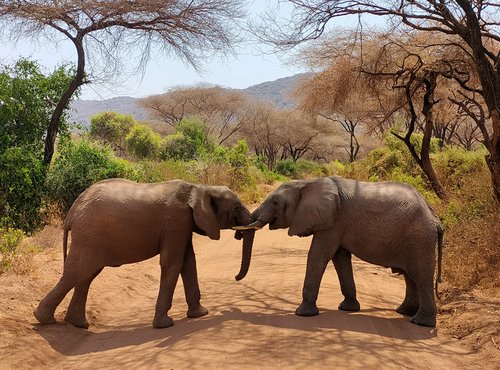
[0,1,365,100]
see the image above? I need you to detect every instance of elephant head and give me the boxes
[189,185,252,239]
[234,178,340,279]
[189,185,256,281]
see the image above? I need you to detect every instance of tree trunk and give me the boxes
[421,73,447,200]
[486,111,500,202]
[393,75,447,201]
[43,36,86,165]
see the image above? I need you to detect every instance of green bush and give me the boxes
[0,59,75,154]
[89,112,136,154]
[46,138,137,211]
[0,146,46,232]
[134,160,197,183]
[0,227,25,273]
[434,147,486,190]
[125,124,161,159]
[274,159,298,178]
[274,159,329,179]
[161,118,213,161]
[384,132,440,154]
[193,140,256,191]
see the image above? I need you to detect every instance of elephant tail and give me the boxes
[435,225,444,299]
[63,218,71,263]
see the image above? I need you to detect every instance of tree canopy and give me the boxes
[0,0,245,164]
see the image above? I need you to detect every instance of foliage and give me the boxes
[45,138,137,211]
[196,140,255,191]
[161,118,213,160]
[434,147,486,191]
[0,227,25,274]
[0,59,75,154]
[274,159,338,179]
[125,124,162,159]
[0,146,47,232]
[89,112,136,154]
[134,160,197,184]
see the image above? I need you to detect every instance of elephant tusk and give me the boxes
[232,219,265,231]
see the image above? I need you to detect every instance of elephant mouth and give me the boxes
[268,217,278,229]
[232,218,266,230]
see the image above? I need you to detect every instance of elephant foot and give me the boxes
[295,301,319,317]
[153,314,174,329]
[396,303,419,317]
[410,312,436,327]
[33,306,56,325]
[187,305,209,318]
[338,299,361,312]
[64,312,89,329]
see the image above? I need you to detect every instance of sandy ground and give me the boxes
[0,226,498,369]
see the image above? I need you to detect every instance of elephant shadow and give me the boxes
[33,304,437,357]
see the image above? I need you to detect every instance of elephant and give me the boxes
[34,178,254,329]
[241,176,443,327]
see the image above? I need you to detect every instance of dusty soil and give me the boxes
[1,225,498,369]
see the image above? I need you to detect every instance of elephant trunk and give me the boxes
[235,229,256,281]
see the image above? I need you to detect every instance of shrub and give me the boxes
[0,227,25,273]
[161,118,213,160]
[89,111,136,155]
[274,159,298,178]
[125,124,161,159]
[134,160,197,183]
[46,138,137,211]
[0,59,75,154]
[434,147,486,191]
[274,159,329,179]
[0,146,46,232]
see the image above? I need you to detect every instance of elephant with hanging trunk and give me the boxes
[236,176,443,327]
[34,178,255,329]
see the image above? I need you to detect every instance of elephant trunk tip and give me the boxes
[234,272,246,281]
[235,229,255,282]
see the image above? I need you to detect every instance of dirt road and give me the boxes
[0,227,489,369]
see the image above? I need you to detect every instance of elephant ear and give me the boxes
[189,186,220,240]
[288,178,340,237]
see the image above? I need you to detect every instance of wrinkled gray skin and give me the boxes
[34,178,253,329]
[246,177,443,327]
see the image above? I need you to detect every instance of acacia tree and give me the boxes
[89,112,136,156]
[278,111,328,162]
[140,85,248,144]
[240,102,283,169]
[294,58,371,162]
[0,0,244,165]
[263,0,500,200]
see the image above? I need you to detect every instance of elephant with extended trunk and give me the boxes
[240,176,443,327]
[34,178,254,329]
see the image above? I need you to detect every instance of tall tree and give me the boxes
[140,85,248,144]
[294,58,370,162]
[263,0,500,201]
[0,0,245,164]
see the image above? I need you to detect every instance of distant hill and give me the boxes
[236,73,311,109]
[68,73,312,127]
[69,97,149,128]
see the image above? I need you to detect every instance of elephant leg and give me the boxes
[34,273,75,325]
[34,252,85,325]
[296,232,338,317]
[181,241,208,319]
[152,236,189,329]
[332,248,360,312]
[64,268,103,329]
[396,273,419,317]
[410,276,436,327]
